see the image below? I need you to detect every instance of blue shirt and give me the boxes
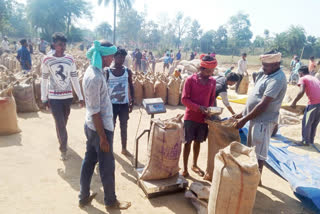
[176,52,181,60]
[17,46,32,70]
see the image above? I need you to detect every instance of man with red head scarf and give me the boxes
[181,54,217,178]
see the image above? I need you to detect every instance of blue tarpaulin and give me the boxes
[240,127,320,212]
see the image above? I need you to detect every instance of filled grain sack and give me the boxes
[167,77,181,106]
[236,75,249,94]
[0,88,21,135]
[13,78,39,113]
[184,64,198,73]
[133,78,143,105]
[190,59,201,69]
[140,114,184,181]
[143,77,155,99]
[204,118,240,181]
[34,78,45,109]
[208,142,260,214]
[179,77,187,105]
[154,79,167,103]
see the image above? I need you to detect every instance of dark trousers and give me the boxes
[113,104,129,150]
[302,103,320,144]
[49,98,73,153]
[235,74,243,92]
[79,125,117,206]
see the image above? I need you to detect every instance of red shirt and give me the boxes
[182,74,216,123]
[298,75,320,105]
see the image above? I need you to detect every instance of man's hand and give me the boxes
[42,100,50,110]
[290,102,297,109]
[129,100,134,113]
[79,100,85,108]
[232,112,243,119]
[199,106,207,114]
[100,136,110,153]
[233,118,247,129]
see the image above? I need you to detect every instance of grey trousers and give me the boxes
[302,103,320,144]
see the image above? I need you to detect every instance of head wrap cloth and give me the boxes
[86,40,117,69]
[200,54,218,69]
[259,52,281,63]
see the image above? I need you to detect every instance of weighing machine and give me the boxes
[133,98,188,198]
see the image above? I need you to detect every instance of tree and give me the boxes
[213,25,228,53]
[200,30,214,53]
[253,36,265,48]
[95,22,112,40]
[0,0,15,35]
[264,29,270,38]
[227,12,253,51]
[286,25,306,56]
[188,20,202,51]
[27,0,91,41]
[117,9,143,47]
[140,21,161,50]
[98,0,133,44]
[7,2,32,38]
[174,12,191,49]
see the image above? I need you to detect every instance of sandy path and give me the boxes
[0,97,316,214]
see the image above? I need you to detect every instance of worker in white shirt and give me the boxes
[1,36,10,53]
[236,53,248,91]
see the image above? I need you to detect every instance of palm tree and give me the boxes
[98,0,133,44]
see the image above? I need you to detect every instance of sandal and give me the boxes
[203,174,212,181]
[182,171,189,177]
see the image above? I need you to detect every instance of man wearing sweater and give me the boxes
[41,32,84,161]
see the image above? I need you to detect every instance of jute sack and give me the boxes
[13,78,39,113]
[167,77,181,106]
[154,79,167,103]
[133,78,143,105]
[236,75,249,94]
[208,142,260,214]
[204,118,240,181]
[140,114,184,181]
[179,77,187,105]
[34,78,45,109]
[0,88,21,135]
[143,77,155,99]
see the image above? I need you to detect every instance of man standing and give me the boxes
[1,36,10,53]
[290,57,302,85]
[106,48,134,156]
[41,32,84,160]
[308,56,316,76]
[39,38,48,54]
[79,40,131,210]
[28,39,33,54]
[181,54,217,177]
[176,50,181,61]
[135,49,142,73]
[291,66,320,146]
[234,52,287,185]
[16,39,32,73]
[235,53,248,92]
[214,73,240,115]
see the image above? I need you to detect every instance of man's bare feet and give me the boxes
[79,192,97,208]
[182,170,189,177]
[191,165,204,177]
[106,200,131,210]
[203,173,212,181]
[121,149,131,156]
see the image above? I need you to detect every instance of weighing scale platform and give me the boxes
[136,168,188,198]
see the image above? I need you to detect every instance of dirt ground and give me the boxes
[0,65,318,214]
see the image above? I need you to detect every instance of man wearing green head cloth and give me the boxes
[79,40,131,210]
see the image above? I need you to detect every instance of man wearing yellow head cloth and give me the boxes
[233,51,287,186]
[79,40,131,210]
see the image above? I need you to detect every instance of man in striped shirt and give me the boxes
[41,32,84,161]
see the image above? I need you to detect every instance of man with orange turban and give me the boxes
[181,54,217,178]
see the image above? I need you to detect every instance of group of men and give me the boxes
[132,49,156,73]
[289,55,320,84]
[40,32,132,210]
[181,51,287,185]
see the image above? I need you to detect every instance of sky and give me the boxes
[18,0,320,38]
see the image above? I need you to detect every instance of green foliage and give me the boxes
[27,0,91,41]
[95,22,112,40]
[0,0,15,35]
[228,12,253,50]
[7,2,32,38]
[188,20,202,51]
